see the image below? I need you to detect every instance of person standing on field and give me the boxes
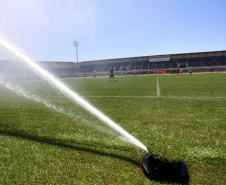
[189,67,193,74]
[93,71,96,78]
[218,66,221,73]
[109,66,117,82]
[133,70,136,76]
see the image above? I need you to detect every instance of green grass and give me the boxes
[0,73,225,184]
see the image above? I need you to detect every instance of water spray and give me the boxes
[0,37,148,152]
[0,78,130,138]
[0,37,189,183]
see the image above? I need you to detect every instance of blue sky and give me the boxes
[0,0,225,62]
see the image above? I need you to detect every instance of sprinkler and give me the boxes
[142,153,189,183]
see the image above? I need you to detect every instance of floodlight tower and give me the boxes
[73,41,79,63]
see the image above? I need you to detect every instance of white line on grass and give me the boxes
[156,75,160,97]
[0,95,226,99]
[84,96,226,100]
[177,96,224,99]
[86,96,157,98]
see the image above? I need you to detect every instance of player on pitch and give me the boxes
[109,66,117,82]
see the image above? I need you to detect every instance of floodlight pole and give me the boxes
[73,41,79,63]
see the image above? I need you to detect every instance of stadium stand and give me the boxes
[0,50,225,79]
[73,50,226,76]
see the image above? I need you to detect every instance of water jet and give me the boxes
[0,37,148,152]
[142,152,189,183]
[0,37,189,183]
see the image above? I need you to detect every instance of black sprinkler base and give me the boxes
[142,153,189,184]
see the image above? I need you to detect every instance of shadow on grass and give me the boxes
[0,129,141,166]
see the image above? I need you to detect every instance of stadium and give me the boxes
[74,50,226,77]
[1,0,226,183]
[0,50,226,80]
[0,48,225,184]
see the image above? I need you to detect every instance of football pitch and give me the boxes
[0,73,225,184]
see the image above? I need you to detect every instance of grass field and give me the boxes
[0,73,225,184]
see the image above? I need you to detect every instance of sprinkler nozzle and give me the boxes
[142,153,189,183]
